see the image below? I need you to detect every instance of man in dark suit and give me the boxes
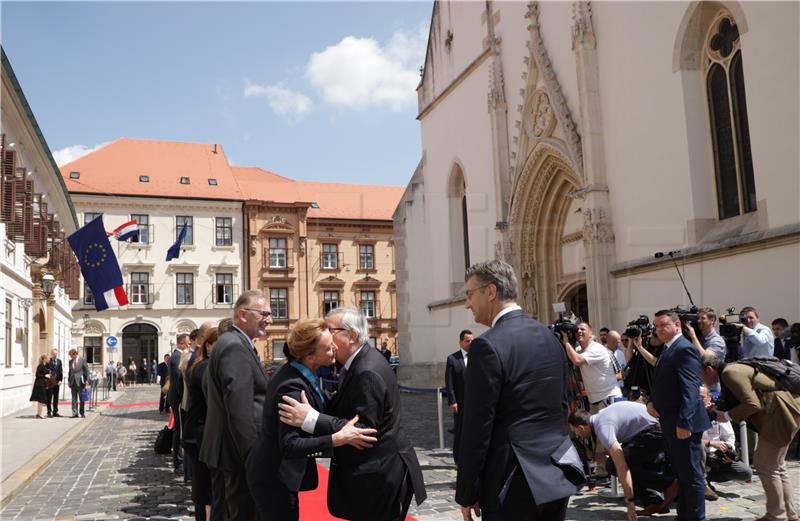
[456,260,584,521]
[168,333,191,471]
[445,329,473,463]
[278,307,427,520]
[46,349,63,417]
[157,354,170,414]
[648,309,711,521]
[200,290,271,521]
[67,348,90,418]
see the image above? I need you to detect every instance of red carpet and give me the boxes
[299,465,418,521]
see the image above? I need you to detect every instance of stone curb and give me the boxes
[0,391,125,508]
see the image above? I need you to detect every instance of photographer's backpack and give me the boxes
[737,357,800,395]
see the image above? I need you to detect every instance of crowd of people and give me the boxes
[443,260,799,521]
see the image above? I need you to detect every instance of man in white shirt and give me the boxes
[738,306,774,358]
[561,322,622,477]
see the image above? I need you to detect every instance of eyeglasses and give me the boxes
[245,308,272,318]
[329,327,350,334]
[465,284,489,299]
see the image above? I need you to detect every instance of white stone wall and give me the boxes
[70,195,244,366]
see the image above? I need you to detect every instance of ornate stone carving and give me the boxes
[525,2,584,179]
[487,62,507,110]
[271,215,288,225]
[527,90,555,138]
[523,280,538,317]
[571,1,596,49]
[85,324,102,336]
[582,208,615,243]
[299,237,306,256]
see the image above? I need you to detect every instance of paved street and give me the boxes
[1,385,798,520]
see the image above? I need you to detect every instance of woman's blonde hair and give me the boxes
[286,318,327,361]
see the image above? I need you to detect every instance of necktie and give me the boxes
[339,367,348,382]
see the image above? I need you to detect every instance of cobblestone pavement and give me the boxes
[2,386,799,520]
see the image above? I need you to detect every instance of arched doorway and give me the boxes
[564,284,589,323]
[122,323,158,374]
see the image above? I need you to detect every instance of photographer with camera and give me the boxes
[697,386,751,500]
[685,308,726,360]
[700,353,800,521]
[623,321,662,398]
[738,306,775,358]
[561,322,622,478]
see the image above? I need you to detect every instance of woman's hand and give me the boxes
[332,415,378,449]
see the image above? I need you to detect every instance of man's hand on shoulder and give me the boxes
[278,390,313,427]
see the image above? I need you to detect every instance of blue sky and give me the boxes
[1,1,432,186]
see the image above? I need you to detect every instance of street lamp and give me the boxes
[41,272,55,299]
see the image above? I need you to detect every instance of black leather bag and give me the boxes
[154,426,173,455]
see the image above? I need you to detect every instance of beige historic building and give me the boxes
[233,167,402,362]
[395,1,799,386]
[1,48,79,414]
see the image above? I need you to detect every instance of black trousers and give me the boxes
[483,469,569,521]
[46,385,60,415]
[452,412,463,464]
[253,479,299,521]
[663,430,706,521]
[390,470,415,521]
[223,469,255,521]
[209,468,226,521]
[159,392,168,412]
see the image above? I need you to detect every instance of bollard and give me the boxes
[739,421,749,469]
[598,476,625,499]
[437,387,445,450]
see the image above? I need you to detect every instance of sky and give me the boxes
[1,1,433,186]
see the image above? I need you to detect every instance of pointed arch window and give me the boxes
[705,14,756,219]
[447,166,470,290]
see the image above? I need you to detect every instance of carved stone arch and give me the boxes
[174,319,197,335]
[84,320,106,336]
[120,319,161,335]
[673,1,749,72]
[446,160,467,197]
[509,142,583,321]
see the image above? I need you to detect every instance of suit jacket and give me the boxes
[651,335,711,434]
[200,327,268,472]
[157,361,169,384]
[47,357,63,383]
[455,309,584,512]
[445,350,466,407]
[67,356,90,389]
[315,344,426,521]
[167,348,184,408]
[721,363,800,445]
[183,359,209,448]
[246,363,333,501]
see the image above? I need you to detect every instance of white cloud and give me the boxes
[306,21,428,112]
[52,142,110,166]
[244,80,313,120]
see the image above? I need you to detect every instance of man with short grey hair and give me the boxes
[201,289,272,520]
[456,260,584,521]
[278,307,427,520]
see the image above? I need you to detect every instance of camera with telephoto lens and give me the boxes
[718,307,745,338]
[625,315,653,338]
[669,305,702,337]
[549,314,579,344]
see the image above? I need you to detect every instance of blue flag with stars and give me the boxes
[67,214,128,311]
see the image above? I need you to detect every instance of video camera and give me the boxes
[624,315,653,338]
[668,305,702,338]
[548,303,580,343]
[718,307,744,338]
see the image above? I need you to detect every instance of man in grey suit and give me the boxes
[67,348,90,418]
[201,290,271,521]
[456,260,585,521]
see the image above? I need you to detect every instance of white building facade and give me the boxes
[69,196,245,369]
[1,48,79,414]
[395,1,799,385]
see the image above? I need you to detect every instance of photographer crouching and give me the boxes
[700,353,800,521]
[561,322,623,479]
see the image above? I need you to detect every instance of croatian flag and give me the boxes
[109,219,139,242]
[68,215,129,311]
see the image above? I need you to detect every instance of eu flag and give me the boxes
[166,222,188,261]
[67,215,129,311]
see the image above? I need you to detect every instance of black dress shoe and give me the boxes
[71,414,79,418]
[80,414,85,418]
[53,413,61,417]
[47,412,52,417]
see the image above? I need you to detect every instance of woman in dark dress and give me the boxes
[184,327,219,521]
[30,354,51,418]
[246,318,377,521]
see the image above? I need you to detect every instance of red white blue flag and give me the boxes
[108,219,139,242]
[68,215,129,311]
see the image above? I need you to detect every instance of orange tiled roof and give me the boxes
[232,167,404,221]
[60,138,243,200]
[60,138,405,221]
